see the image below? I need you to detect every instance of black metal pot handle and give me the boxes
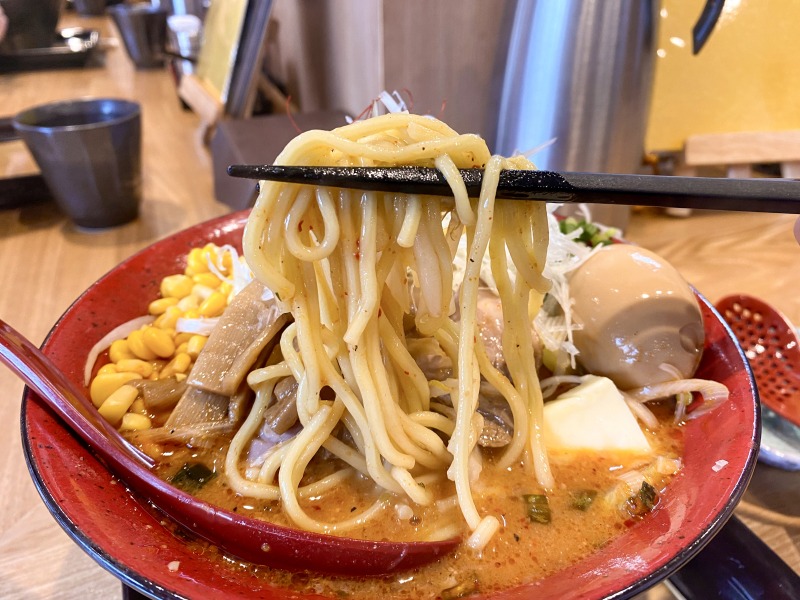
[692,0,725,54]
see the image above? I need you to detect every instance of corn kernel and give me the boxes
[160,274,193,299]
[202,244,218,266]
[192,283,214,302]
[174,332,193,346]
[218,281,233,298]
[154,306,181,330]
[97,363,118,376]
[174,373,187,382]
[149,359,166,378]
[199,291,227,318]
[176,342,189,354]
[183,308,201,320]
[158,366,177,380]
[119,413,152,431]
[160,352,192,378]
[127,329,157,361]
[142,326,176,358]
[185,247,209,275]
[130,398,147,415]
[115,358,153,378]
[176,295,199,312]
[186,334,207,358]
[148,296,179,315]
[90,373,142,407]
[98,384,140,425]
[108,339,134,363]
[192,272,221,288]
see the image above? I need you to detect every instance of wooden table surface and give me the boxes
[0,13,798,600]
[0,14,228,599]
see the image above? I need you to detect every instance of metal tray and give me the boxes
[0,28,101,73]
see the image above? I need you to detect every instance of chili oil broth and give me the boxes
[149,404,683,598]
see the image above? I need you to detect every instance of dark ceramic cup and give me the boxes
[13,98,142,229]
[0,0,64,52]
[108,3,168,69]
[72,0,107,17]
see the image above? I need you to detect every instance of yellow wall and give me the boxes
[646,0,800,153]
[195,0,248,102]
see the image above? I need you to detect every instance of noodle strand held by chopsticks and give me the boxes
[237,113,551,546]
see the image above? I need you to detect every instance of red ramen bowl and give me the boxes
[20,210,759,599]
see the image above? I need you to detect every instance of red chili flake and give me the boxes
[285,96,302,134]
[352,96,383,122]
[400,88,415,111]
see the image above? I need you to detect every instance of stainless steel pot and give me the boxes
[495,0,722,227]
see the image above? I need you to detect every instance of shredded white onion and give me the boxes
[627,378,729,419]
[535,208,606,369]
[624,394,659,429]
[208,244,254,298]
[673,391,693,424]
[175,317,219,336]
[464,447,483,484]
[655,456,682,476]
[83,315,155,385]
[395,504,414,521]
[345,89,409,123]
[658,363,685,379]
[539,374,589,399]
[452,206,600,372]
[617,469,646,492]
[435,495,460,513]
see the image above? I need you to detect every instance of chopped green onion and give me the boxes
[170,462,217,493]
[560,216,581,234]
[570,489,598,511]
[558,217,616,247]
[625,481,659,517]
[638,481,657,510]
[522,493,551,524]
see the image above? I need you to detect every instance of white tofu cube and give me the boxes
[543,375,652,455]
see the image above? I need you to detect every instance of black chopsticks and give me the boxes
[227,165,800,215]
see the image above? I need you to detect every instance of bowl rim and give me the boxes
[19,209,762,599]
[13,97,141,132]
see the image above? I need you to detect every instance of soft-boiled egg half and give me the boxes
[568,244,705,390]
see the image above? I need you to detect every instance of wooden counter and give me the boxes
[0,14,227,599]
[0,14,797,600]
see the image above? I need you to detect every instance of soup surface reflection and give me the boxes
[150,403,682,599]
